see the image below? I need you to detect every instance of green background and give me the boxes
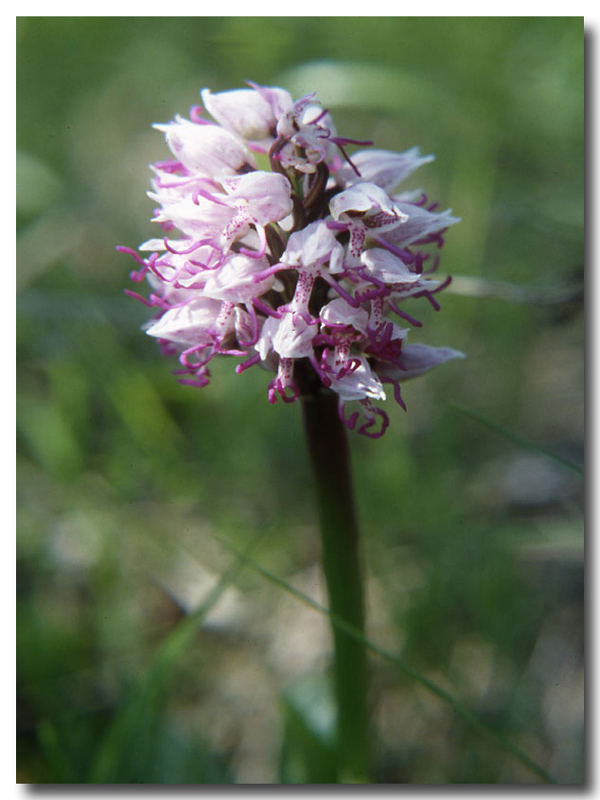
[17,17,584,784]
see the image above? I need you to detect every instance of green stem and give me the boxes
[301,388,369,783]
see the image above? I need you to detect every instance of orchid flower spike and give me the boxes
[120,82,464,438]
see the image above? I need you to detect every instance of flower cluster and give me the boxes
[120,83,464,438]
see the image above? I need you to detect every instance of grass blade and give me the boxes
[88,531,267,783]
[449,402,583,477]
[216,535,558,785]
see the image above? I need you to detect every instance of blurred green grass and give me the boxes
[17,17,584,784]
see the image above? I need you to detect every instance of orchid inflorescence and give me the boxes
[120,83,464,438]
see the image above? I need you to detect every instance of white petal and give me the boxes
[201,86,291,140]
[381,343,465,381]
[360,249,422,284]
[202,253,273,302]
[385,204,461,246]
[320,298,369,333]
[271,313,317,358]
[154,116,254,175]
[338,147,435,192]
[145,299,223,346]
[282,221,344,269]
[222,171,293,225]
[139,238,168,251]
[329,181,408,223]
[328,356,386,402]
